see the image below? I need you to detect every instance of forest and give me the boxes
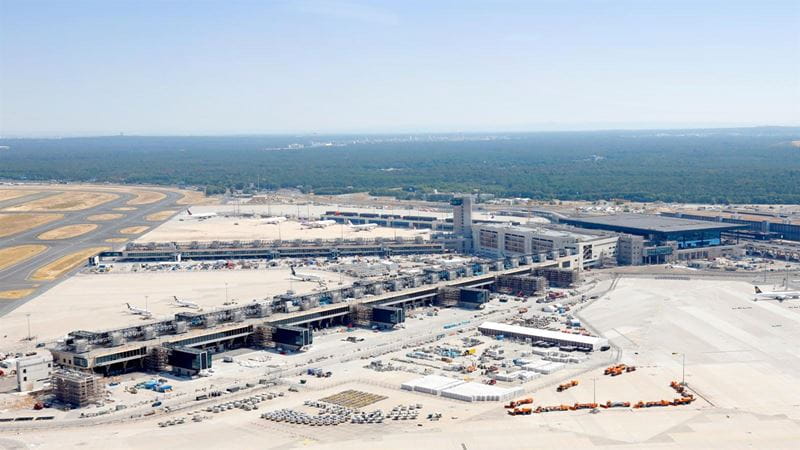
[1,127,799,204]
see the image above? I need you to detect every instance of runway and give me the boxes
[0,187,184,316]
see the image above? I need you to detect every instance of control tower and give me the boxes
[451,195,474,252]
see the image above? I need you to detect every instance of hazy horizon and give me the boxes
[1,0,798,136]
[2,124,799,140]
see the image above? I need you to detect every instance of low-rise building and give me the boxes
[16,354,53,392]
[478,322,609,351]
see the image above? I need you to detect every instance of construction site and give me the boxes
[1,191,800,450]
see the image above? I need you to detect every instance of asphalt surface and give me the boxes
[0,187,184,316]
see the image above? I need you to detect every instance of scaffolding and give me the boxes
[144,347,169,372]
[251,325,274,348]
[533,268,580,288]
[53,370,105,407]
[496,274,548,296]
[436,287,460,308]
[350,304,373,327]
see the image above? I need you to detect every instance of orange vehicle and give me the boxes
[557,380,579,392]
[506,397,534,408]
[600,401,631,409]
[508,407,533,416]
[573,403,598,410]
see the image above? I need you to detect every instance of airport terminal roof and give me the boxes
[563,214,746,234]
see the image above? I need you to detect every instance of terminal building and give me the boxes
[112,237,446,262]
[662,210,800,242]
[50,253,580,376]
[562,214,747,265]
[472,223,618,269]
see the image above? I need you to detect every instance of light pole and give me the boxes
[672,352,686,385]
[225,283,229,304]
[591,377,599,413]
[26,313,31,341]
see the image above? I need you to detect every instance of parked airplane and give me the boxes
[184,209,217,220]
[261,216,287,225]
[754,286,800,302]
[125,303,152,317]
[347,220,378,232]
[173,295,200,309]
[290,265,324,284]
[301,219,336,228]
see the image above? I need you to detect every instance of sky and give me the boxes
[1,0,798,136]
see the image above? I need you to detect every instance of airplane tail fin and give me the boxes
[346,220,352,226]
[755,286,762,294]
[187,209,192,215]
[126,302,131,309]
[174,296,179,302]
[290,265,296,276]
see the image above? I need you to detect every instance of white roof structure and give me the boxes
[478,321,609,350]
[440,382,524,402]
[400,375,464,395]
[531,361,565,374]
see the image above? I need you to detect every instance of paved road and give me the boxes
[0,187,184,316]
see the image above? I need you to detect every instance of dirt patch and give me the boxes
[37,224,98,240]
[88,213,124,221]
[127,190,166,205]
[4,191,118,212]
[30,246,109,281]
[0,213,64,238]
[176,190,215,205]
[105,238,129,243]
[119,226,149,234]
[146,210,177,221]
[0,245,48,271]
[0,288,37,300]
[0,189,40,203]
[113,207,137,211]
